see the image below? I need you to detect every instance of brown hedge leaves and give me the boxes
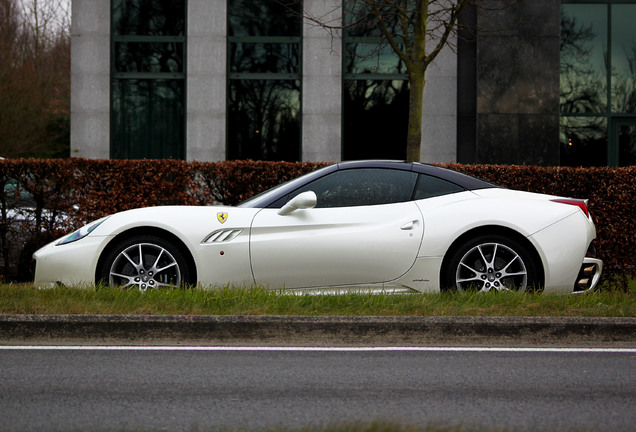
[1,159,633,287]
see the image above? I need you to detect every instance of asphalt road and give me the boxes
[1,346,635,431]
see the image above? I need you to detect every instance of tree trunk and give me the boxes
[406,68,425,162]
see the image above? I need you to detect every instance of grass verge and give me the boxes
[1,282,634,316]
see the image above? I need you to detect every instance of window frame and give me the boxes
[560,0,636,166]
[226,0,303,161]
[110,0,187,160]
[341,0,410,161]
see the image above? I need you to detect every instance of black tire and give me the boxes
[99,235,194,290]
[443,234,539,292]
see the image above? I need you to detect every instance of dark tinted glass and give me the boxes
[111,79,185,159]
[618,123,636,166]
[228,0,301,37]
[228,80,301,161]
[560,116,608,167]
[560,3,636,167]
[230,43,300,74]
[343,80,408,160]
[227,0,302,161]
[611,4,636,114]
[291,168,418,208]
[113,0,185,36]
[111,0,185,160]
[560,4,607,114]
[413,175,464,200]
[114,42,183,73]
[344,43,408,75]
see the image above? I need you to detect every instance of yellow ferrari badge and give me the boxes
[217,212,228,224]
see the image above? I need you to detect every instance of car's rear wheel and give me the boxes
[444,235,538,292]
[99,235,193,290]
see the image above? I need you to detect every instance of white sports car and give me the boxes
[33,161,603,294]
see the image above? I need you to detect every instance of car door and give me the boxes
[249,168,424,289]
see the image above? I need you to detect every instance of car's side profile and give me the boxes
[33,161,603,294]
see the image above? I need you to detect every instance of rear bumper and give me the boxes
[573,257,603,293]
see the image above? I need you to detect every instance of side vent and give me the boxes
[203,228,244,244]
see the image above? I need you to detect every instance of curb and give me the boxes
[1,314,636,346]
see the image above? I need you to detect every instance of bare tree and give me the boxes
[0,0,70,158]
[296,0,513,162]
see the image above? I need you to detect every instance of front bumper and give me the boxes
[32,235,110,288]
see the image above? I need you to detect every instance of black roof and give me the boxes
[239,160,497,208]
[337,160,496,191]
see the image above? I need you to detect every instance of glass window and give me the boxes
[112,0,185,36]
[611,4,636,114]
[291,168,418,208]
[343,80,409,160]
[227,79,301,161]
[618,124,636,165]
[228,0,301,37]
[344,42,408,75]
[114,42,183,73]
[342,1,409,160]
[560,4,607,114]
[111,0,186,160]
[560,1,636,166]
[229,43,300,74]
[227,0,302,161]
[111,79,185,159]
[560,116,608,166]
[414,175,464,200]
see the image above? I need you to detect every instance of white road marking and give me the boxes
[1,346,635,353]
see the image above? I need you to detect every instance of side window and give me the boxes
[414,174,464,200]
[291,169,418,208]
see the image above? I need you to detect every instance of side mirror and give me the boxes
[277,191,317,216]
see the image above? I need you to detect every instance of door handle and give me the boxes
[400,220,418,230]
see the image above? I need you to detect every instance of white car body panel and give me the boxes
[250,202,423,289]
[33,235,108,287]
[32,162,602,294]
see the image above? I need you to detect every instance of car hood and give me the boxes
[90,205,263,243]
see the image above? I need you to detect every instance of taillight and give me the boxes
[551,198,590,218]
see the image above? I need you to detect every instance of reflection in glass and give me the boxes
[111,79,185,159]
[113,0,185,36]
[230,43,300,74]
[342,0,410,160]
[560,5,607,114]
[343,80,409,160]
[560,116,607,166]
[611,5,636,114]
[344,43,407,75]
[228,0,301,37]
[343,0,411,76]
[292,169,419,208]
[228,80,301,161]
[343,0,414,38]
[114,42,183,73]
[618,125,636,166]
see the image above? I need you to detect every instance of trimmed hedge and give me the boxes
[1,159,634,288]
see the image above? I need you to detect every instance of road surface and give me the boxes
[1,346,635,431]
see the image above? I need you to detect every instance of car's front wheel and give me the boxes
[444,235,539,292]
[99,235,193,290]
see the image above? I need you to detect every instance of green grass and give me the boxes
[1,282,634,317]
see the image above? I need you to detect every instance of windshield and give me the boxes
[237,165,334,208]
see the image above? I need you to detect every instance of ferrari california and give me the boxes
[33,161,603,294]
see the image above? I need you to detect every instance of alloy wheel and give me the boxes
[455,242,528,292]
[108,242,182,290]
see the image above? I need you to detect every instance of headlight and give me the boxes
[57,217,109,246]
